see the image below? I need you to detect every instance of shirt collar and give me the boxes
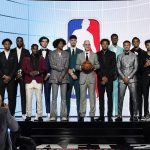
[17,47,22,51]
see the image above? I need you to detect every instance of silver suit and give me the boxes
[117,51,138,116]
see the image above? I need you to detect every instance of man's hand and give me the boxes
[33,71,39,76]
[102,76,108,83]
[68,69,73,75]
[58,76,63,83]
[2,75,11,84]
[16,74,22,79]
[144,59,150,67]
[71,74,78,80]
[123,76,129,84]
[44,74,50,81]
[29,71,35,77]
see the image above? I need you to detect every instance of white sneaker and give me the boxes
[50,117,56,121]
[22,114,26,121]
[34,114,38,121]
[61,117,67,121]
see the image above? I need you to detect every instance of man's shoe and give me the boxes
[95,117,105,122]
[25,117,31,122]
[22,114,26,121]
[38,117,43,122]
[78,117,84,122]
[91,117,95,122]
[108,117,113,122]
[115,116,122,122]
[130,116,134,122]
[50,117,56,122]
[61,117,67,122]
[133,116,138,122]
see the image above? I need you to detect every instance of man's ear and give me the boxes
[0,95,2,107]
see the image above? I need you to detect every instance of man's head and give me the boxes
[83,40,91,52]
[39,36,49,48]
[123,40,131,52]
[31,44,38,55]
[53,38,66,50]
[2,38,12,51]
[69,35,77,48]
[111,34,118,46]
[132,37,140,49]
[16,37,24,48]
[100,39,110,50]
[145,40,150,51]
[81,19,90,30]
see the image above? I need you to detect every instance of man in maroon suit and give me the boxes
[22,44,47,122]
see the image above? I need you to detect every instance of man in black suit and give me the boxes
[0,39,17,116]
[38,36,52,120]
[130,37,144,121]
[96,39,117,122]
[12,37,30,120]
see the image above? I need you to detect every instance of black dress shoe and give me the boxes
[130,116,133,122]
[91,117,95,122]
[78,117,84,122]
[133,116,138,122]
[115,116,122,122]
[108,117,113,122]
[96,117,105,122]
[25,117,31,122]
[138,116,142,120]
[38,117,43,122]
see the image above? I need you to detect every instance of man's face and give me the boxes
[3,41,11,50]
[32,46,38,55]
[101,41,109,50]
[70,39,77,47]
[123,42,131,52]
[41,39,48,48]
[83,40,91,51]
[146,43,150,51]
[16,38,23,48]
[58,41,64,50]
[132,39,140,48]
[111,36,118,45]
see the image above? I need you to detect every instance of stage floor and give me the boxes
[17,117,150,150]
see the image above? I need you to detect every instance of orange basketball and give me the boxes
[81,60,93,73]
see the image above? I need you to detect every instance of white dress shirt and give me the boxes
[41,48,47,59]
[17,47,22,62]
[112,45,117,53]
[4,50,10,60]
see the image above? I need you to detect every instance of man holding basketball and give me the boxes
[76,40,100,122]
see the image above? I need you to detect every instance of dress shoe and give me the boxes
[25,117,31,122]
[95,117,105,122]
[115,116,122,122]
[108,117,113,122]
[78,117,84,122]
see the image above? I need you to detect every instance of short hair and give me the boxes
[31,44,38,49]
[111,34,118,39]
[123,40,131,45]
[132,37,140,43]
[53,38,66,48]
[69,35,77,40]
[100,39,110,45]
[16,37,24,41]
[2,38,12,45]
[39,36,49,44]
[145,40,150,45]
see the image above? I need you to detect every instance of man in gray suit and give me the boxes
[115,40,138,122]
[49,38,69,122]
[0,95,19,150]
[76,40,100,122]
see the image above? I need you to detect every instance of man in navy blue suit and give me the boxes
[38,36,51,120]
[66,35,83,119]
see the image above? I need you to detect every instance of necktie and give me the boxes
[86,53,89,61]
[72,49,75,55]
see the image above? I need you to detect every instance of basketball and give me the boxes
[81,60,93,73]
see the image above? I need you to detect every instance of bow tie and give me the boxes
[42,49,47,51]
[125,53,129,55]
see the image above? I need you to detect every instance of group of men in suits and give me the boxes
[0,34,150,122]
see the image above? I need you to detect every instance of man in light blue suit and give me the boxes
[109,34,123,116]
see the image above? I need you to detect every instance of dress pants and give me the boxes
[118,82,137,116]
[142,75,150,116]
[98,81,113,118]
[50,83,67,118]
[25,80,43,117]
[80,80,96,117]
[43,80,51,114]
[0,79,16,116]
[14,79,26,115]
[66,77,80,117]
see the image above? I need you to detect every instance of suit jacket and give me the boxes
[49,50,69,84]
[0,108,19,150]
[117,51,138,83]
[11,48,30,71]
[22,55,47,84]
[38,49,52,76]
[66,47,83,77]
[0,50,17,79]
[76,51,100,85]
[96,49,117,82]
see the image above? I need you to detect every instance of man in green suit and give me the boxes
[109,34,123,116]
[66,35,83,119]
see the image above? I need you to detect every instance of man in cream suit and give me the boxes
[76,40,100,122]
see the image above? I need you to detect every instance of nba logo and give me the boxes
[68,19,100,52]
